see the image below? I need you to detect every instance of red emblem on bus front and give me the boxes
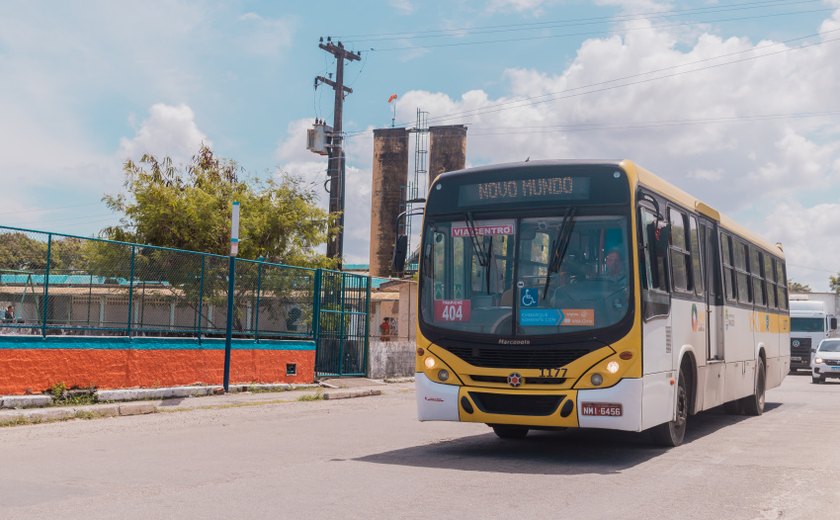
[508,373,522,387]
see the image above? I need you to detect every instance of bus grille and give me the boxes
[443,346,590,369]
[468,392,565,416]
[791,338,811,356]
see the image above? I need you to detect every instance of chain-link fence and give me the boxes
[0,227,364,358]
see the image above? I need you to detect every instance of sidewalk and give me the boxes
[0,378,415,427]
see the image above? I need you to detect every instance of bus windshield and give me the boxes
[420,214,630,337]
[791,317,825,333]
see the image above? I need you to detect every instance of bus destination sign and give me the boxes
[458,176,591,207]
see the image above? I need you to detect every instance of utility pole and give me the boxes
[315,38,360,269]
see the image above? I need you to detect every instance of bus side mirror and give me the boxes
[831,317,838,330]
[392,235,408,276]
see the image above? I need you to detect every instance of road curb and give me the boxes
[0,383,395,427]
[322,389,382,400]
[0,383,322,410]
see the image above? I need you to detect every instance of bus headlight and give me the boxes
[591,373,604,386]
[815,357,824,364]
[424,357,436,369]
[607,361,620,374]
[437,369,450,382]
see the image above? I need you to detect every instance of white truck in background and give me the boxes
[789,292,839,372]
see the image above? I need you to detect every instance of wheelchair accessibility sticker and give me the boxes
[520,287,539,307]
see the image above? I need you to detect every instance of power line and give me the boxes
[354,6,834,51]
[465,110,840,135]
[788,263,839,275]
[335,0,822,42]
[349,27,840,134]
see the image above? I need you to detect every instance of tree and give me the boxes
[788,280,811,293]
[830,274,840,295]
[0,233,48,272]
[102,145,336,268]
[0,233,87,273]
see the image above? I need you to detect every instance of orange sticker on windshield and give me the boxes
[561,309,595,326]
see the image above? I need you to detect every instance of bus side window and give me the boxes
[640,208,668,291]
[767,256,778,309]
[734,240,751,304]
[775,260,789,310]
[751,248,767,308]
[668,207,691,293]
[721,233,737,303]
[689,216,704,296]
[639,205,671,320]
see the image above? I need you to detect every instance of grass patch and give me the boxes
[297,389,324,401]
[0,416,35,428]
[46,382,98,407]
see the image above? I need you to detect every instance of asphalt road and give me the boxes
[1,373,839,520]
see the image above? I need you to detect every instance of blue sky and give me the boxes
[1,0,839,290]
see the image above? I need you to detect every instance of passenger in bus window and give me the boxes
[605,248,626,283]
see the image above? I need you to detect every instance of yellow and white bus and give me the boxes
[414,160,789,446]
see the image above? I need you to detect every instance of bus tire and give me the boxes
[811,376,821,384]
[491,425,529,440]
[650,366,689,447]
[741,360,766,416]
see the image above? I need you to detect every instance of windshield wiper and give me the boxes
[543,207,576,299]
[464,212,489,268]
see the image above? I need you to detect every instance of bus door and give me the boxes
[699,218,723,361]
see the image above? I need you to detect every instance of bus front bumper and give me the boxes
[416,373,643,431]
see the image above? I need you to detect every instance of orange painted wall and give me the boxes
[0,338,316,395]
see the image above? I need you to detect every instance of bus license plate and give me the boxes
[791,356,801,361]
[581,402,622,417]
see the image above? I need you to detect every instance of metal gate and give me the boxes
[314,270,371,377]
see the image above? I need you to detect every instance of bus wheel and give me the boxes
[491,425,529,440]
[650,367,689,447]
[741,361,766,416]
[811,376,821,384]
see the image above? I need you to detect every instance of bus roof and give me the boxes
[622,160,784,258]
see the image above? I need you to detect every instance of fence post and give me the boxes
[362,275,372,375]
[41,234,52,337]
[254,260,263,341]
[223,256,236,392]
[196,255,206,340]
[337,272,347,375]
[312,269,322,377]
[126,245,136,337]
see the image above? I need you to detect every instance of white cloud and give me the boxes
[119,104,210,166]
[389,0,415,15]
[820,0,840,36]
[387,7,840,284]
[763,202,840,292]
[593,0,672,13]
[688,168,723,181]
[237,13,296,58]
[486,0,555,15]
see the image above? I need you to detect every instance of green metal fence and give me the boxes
[314,270,372,378]
[0,226,370,376]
